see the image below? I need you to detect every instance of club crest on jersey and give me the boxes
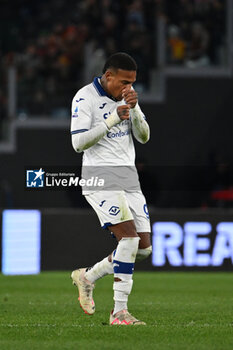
[109,206,120,216]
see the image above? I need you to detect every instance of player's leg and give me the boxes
[109,191,152,325]
[83,216,139,283]
[109,220,146,325]
[136,232,152,262]
[72,194,152,306]
[83,254,113,282]
[126,191,152,262]
[83,232,152,286]
[71,190,134,315]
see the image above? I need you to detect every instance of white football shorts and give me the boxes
[84,190,151,233]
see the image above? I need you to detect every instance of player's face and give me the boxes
[105,69,136,101]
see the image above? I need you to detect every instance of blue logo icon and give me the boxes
[109,206,120,216]
[73,98,85,117]
[99,200,106,207]
[99,103,107,109]
[26,168,45,188]
[72,106,79,117]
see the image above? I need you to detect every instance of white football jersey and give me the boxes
[71,77,146,166]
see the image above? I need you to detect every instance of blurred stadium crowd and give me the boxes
[0,0,226,121]
[165,0,226,67]
[0,0,155,119]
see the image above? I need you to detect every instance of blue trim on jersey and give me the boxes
[113,260,134,274]
[102,222,113,230]
[71,129,88,135]
[93,77,117,101]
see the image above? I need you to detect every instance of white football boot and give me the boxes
[109,309,146,325]
[71,268,95,315]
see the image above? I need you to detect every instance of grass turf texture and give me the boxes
[0,272,232,350]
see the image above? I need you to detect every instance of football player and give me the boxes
[70,52,152,325]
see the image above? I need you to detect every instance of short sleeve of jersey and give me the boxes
[71,93,92,135]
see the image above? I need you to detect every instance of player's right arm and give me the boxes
[71,95,130,153]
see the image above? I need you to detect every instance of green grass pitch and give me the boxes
[0,271,233,350]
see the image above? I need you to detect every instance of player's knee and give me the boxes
[136,245,152,262]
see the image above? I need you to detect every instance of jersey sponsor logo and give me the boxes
[107,129,130,138]
[99,103,107,109]
[109,206,120,216]
[76,98,85,103]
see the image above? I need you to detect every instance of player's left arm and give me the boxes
[123,88,150,144]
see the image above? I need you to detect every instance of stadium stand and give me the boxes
[0,0,156,120]
[165,0,226,67]
[0,0,227,121]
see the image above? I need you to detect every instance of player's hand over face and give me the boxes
[117,105,130,120]
[122,88,138,108]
